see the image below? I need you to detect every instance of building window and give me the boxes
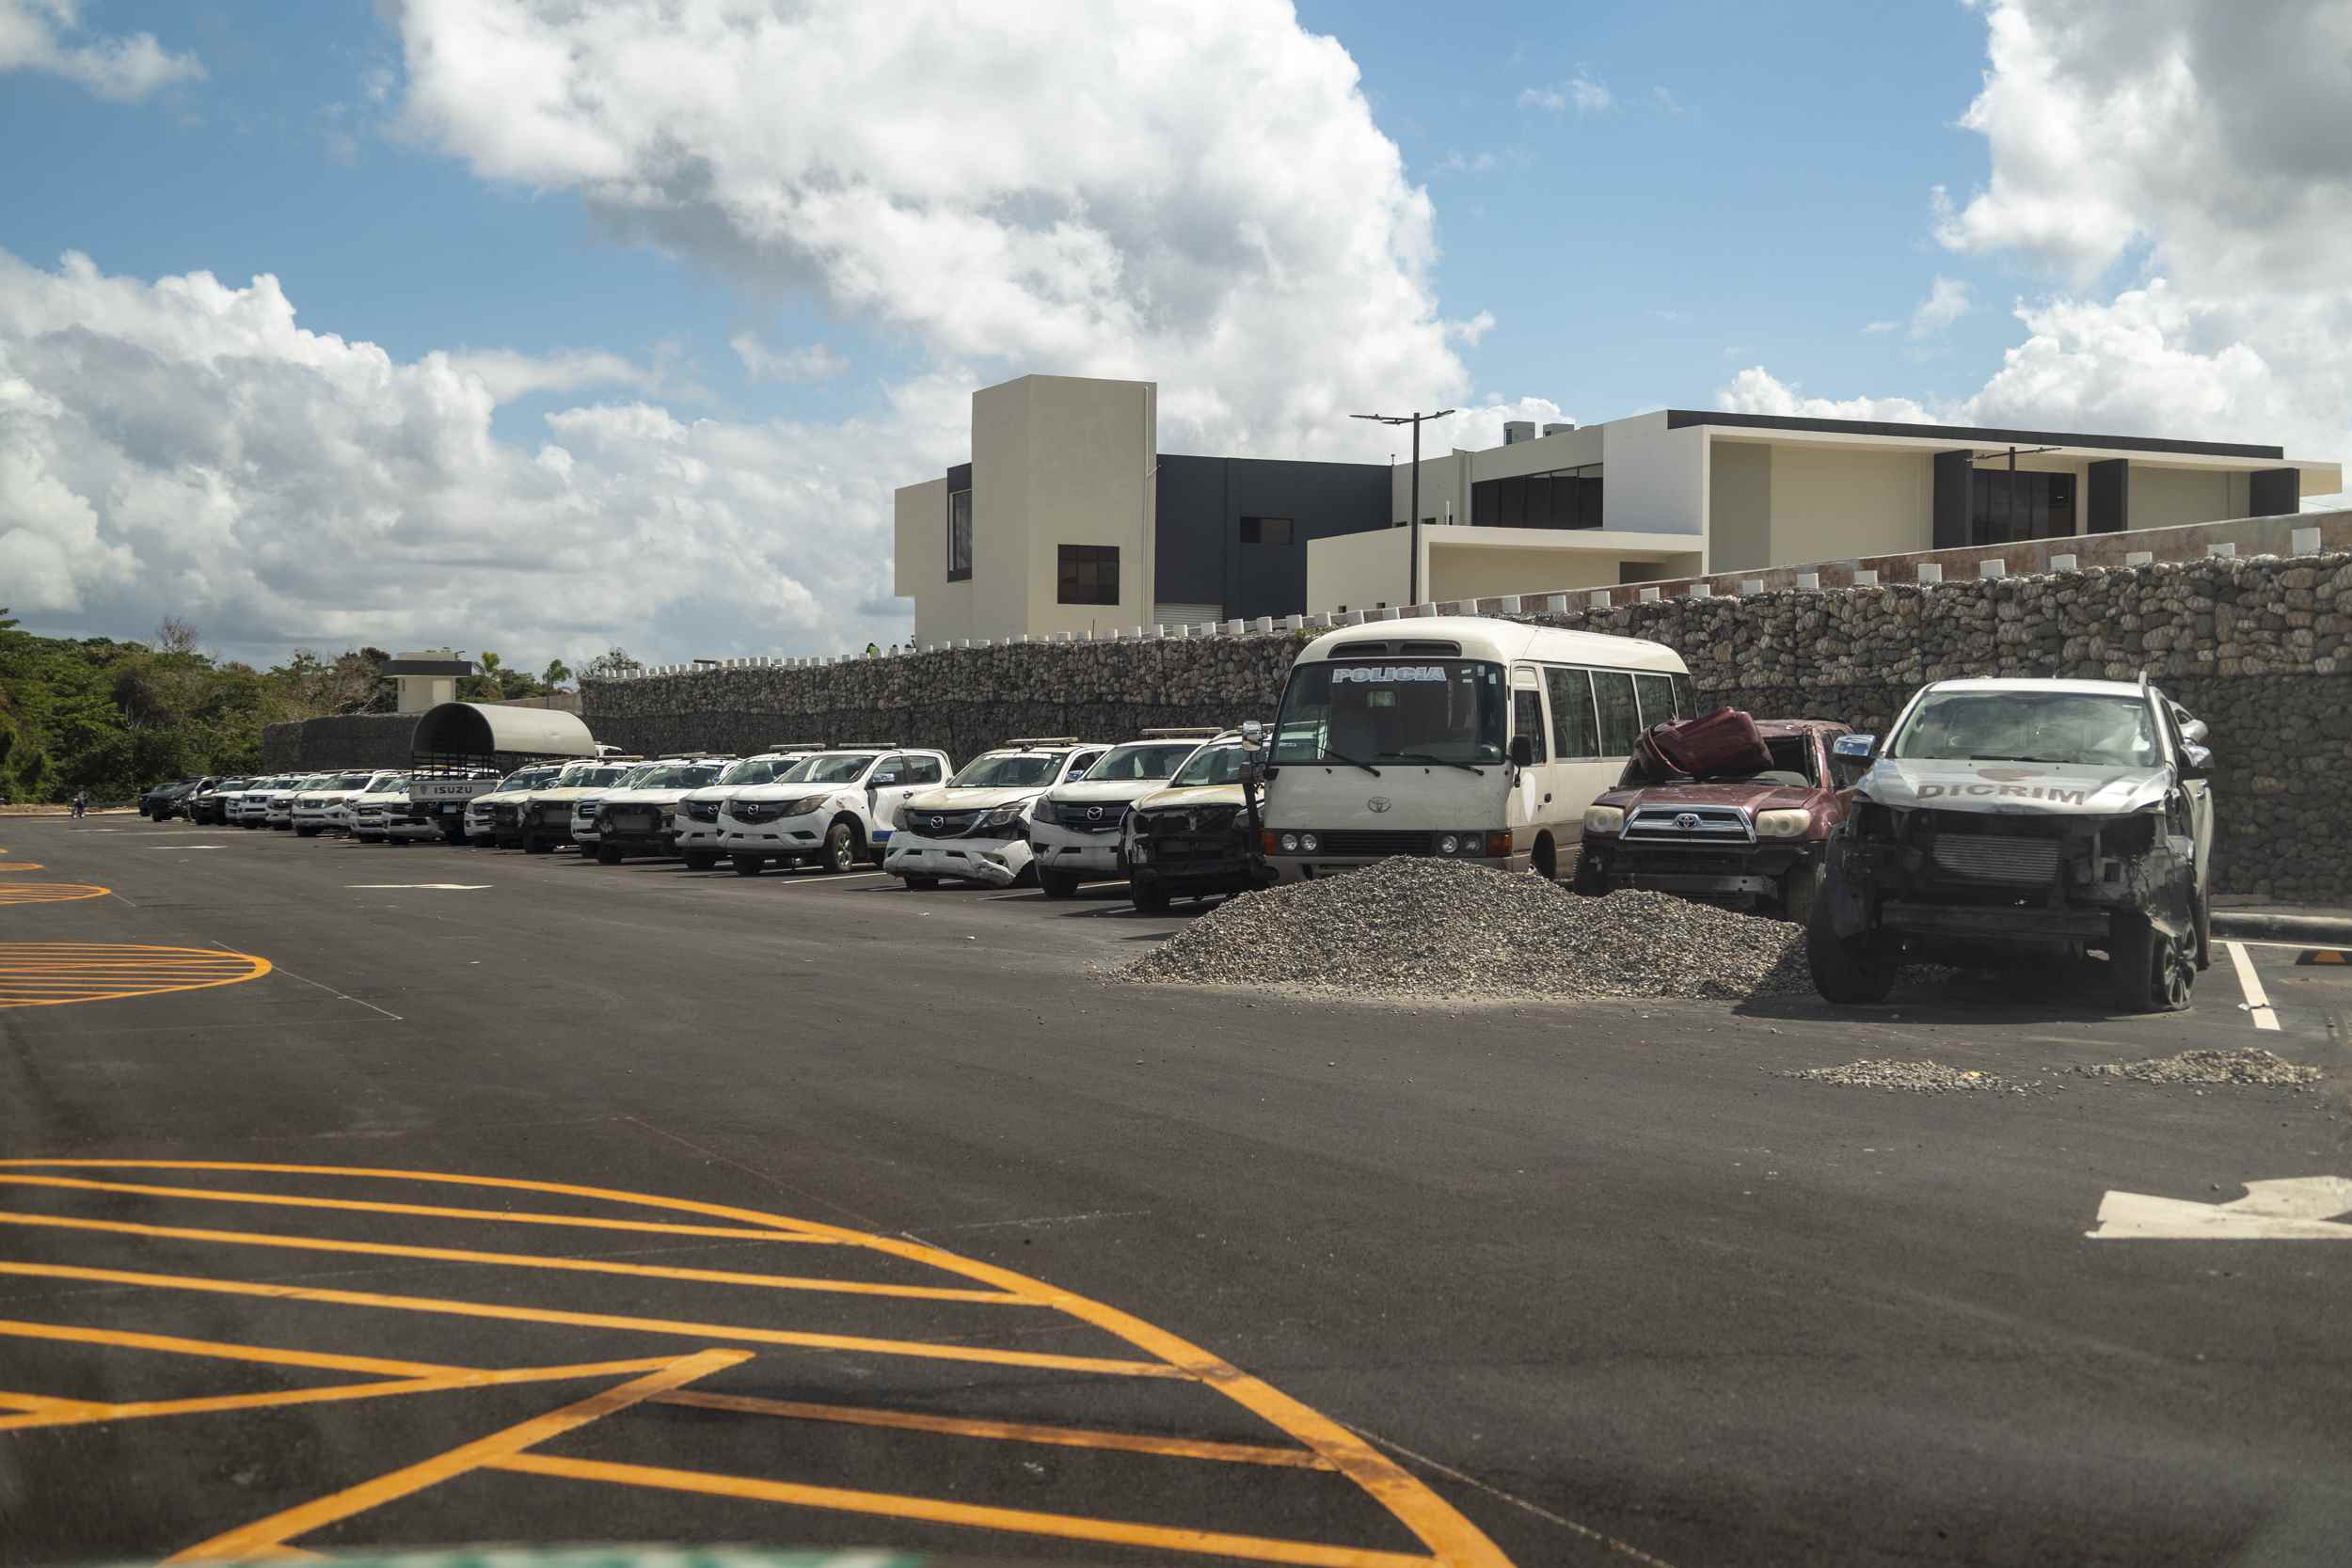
[1057,544,1120,605]
[1970,469,2074,545]
[1239,516,1294,546]
[1471,464,1603,531]
[946,488,973,581]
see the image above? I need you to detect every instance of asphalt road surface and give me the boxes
[2,815,2347,1568]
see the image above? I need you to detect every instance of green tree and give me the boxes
[541,657,574,689]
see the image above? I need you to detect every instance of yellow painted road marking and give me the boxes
[0,863,46,872]
[0,1173,834,1243]
[6,1161,1516,1567]
[495,1452,1432,1568]
[165,1350,749,1563]
[0,1356,694,1432]
[0,943,270,1009]
[0,1210,1027,1304]
[0,1262,1184,1379]
[0,882,110,904]
[0,1316,471,1376]
[658,1389,1335,1469]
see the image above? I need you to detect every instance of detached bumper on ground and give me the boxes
[885,831,1031,886]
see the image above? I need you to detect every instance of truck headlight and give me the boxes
[1755,809,1811,839]
[979,804,1025,829]
[779,795,829,816]
[1583,805,1624,834]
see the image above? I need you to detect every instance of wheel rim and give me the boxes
[2159,933,2195,1008]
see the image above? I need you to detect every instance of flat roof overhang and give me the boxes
[1666,409,2284,462]
[1418,525,1701,558]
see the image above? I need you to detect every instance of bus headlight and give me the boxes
[1279,832,1299,852]
[1438,833,1460,854]
[1755,809,1811,839]
[1582,805,1625,834]
[1298,832,1320,852]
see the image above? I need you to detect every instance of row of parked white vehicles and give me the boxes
[183,729,1276,911]
[161,617,2217,1009]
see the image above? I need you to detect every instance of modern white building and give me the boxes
[892,375,2341,643]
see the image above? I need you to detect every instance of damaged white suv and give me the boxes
[1808,675,2213,1013]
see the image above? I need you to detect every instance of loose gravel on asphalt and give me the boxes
[2073,1046,2323,1088]
[1124,856,1810,1001]
[1786,1059,2039,1094]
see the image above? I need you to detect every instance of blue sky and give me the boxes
[2,1,2010,436]
[0,1,2340,666]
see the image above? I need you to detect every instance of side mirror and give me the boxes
[1508,735,1535,768]
[1239,719,1264,747]
[2179,742,2213,778]
[1832,733,1878,762]
[2180,718,2209,745]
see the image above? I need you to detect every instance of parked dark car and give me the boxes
[1573,716,1858,922]
[139,778,201,819]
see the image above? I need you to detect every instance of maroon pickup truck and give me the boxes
[1572,717,1857,922]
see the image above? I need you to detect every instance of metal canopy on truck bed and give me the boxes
[408,703,597,772]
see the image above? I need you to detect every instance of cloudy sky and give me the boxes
[3,0,2346,669]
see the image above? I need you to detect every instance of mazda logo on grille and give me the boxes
[1366,796,1391,814]
[930,816,944,829]
[1086,805,1103,821]
[1674,812,1702,831]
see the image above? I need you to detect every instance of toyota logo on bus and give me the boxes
[1366,797,1392,814]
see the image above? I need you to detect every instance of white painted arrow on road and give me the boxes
[346,883,490,891]
[2089,1177,2352,1241]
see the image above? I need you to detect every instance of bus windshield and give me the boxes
[1272,659,1507,766]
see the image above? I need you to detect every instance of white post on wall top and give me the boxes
[1979,560,2006,579]
[1915,563,1945,585]
[2292,525,2321,555]
[2208,542,2237,559]
[1742,578,1765,596]
[1851,570,1878,589]
[1588,591,1610,610]
[1639,587,1661,603]
[2049,554,2077,574]
[2125,550,2153,566]
[1797,572,1821,592]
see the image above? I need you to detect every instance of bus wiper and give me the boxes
[1316,748,1382,777]
[1387,751,1484,775]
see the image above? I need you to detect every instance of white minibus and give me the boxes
[1259,616,1694,882]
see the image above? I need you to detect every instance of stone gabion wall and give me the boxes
[239,550,2332,898]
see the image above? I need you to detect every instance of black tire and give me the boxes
[1570,850,1606,897]
[294,825,319,838]
[1037,868,1080,899]
[732,854,764,877]
[596,842,623,865]
[900,874,939,890]
[1133,880,1171,913]
[822,819,861,874]
[1782,858,1826,927]
[2109,912,2194,1013]
[2192,891,2213,972]
[682,850,719,872]
[1805,876,1896,1004]
[1533,835,1558,882]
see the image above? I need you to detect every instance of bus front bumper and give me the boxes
[1265,851,1529,882]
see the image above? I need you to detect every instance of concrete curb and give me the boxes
[2212,911,2352,946]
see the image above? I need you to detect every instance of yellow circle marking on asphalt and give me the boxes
[0,943,272,1009]
[0,1160,1518,1568]
[0,881,109,905]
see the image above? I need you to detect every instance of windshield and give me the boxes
[1890,690,2161,768]
[950,752,1064,788]
[1170,743,1248,787]
[716,757,791,785]
[800,753,879,784]
[1083,742,1199,781]
[327,772,373,789]
[1622,734,1819,787]
[1272,659,1506,765]
[628,764,722,790]
[364,774,408,793]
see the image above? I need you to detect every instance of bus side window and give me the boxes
[1592,671,1641,755]
[1546,667,1598,758]
[1671,672,1697,719]
[1633,672,1679,729]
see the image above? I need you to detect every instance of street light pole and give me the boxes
[1352,409,1454,608]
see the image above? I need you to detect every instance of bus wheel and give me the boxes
[1532,835,1558,881]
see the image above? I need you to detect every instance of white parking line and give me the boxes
[2224,941,2280,1030]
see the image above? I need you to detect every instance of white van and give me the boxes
[1261,616,1693,882]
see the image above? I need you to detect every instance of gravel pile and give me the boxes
[1784,1059,2036,1094]
[1123,857,1809,1001]
[2073,1047,2322,1088]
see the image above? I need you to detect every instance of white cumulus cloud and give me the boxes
[1739,0,2348,501]
[0,0,201,100]
[729,334,849,384]
[0,248,938,665]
